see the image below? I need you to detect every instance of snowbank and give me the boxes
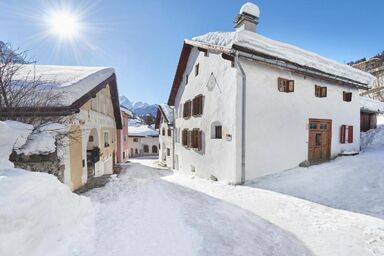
[192,31,375,86]
[361,125,384,150]
[0,121,33,168]
[0,120,94,256]
[0,169,94,256]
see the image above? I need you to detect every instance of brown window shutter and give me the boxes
[198,130,202,151]
[288,80,294,92]
[348,126,353,143]
[340,125,346,144]
[187,130,192,148]
[200,95,204,115]
[321,87,327,97]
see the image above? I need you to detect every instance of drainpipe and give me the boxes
[235,52,246,184]
[172,107,176,170]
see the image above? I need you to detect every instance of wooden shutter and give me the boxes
[187,130,192,147]
[197,130,203,151]
[288,80,294,92]
[315,85,320,97]
[321,87,327,97]
[340,125,346,144]
[348,126,353,143]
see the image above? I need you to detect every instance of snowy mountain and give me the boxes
[0,41,27,64]
[119,96,158,117]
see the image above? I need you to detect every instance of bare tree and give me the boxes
[0,42,78,147]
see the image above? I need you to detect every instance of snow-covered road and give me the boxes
[84,161,312,256]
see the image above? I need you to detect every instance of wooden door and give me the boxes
[308,119,332,163]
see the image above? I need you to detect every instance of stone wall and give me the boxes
[10,151,65,182]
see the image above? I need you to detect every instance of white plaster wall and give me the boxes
[241,58,361,180]
[174,47,239,183]
[128,136,159,157]
[159,121,174,167]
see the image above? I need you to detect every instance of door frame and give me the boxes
[308,118,332,163]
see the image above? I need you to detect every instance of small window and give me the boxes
[124,136,127,142]
[135,148,138,154]
[204,51,208,57]
[309,123,317,129]
[315,133,322,146]
[152,145,158,153]
[162,128,165,136]
[133,138,138,142]
[214,125,222,139]
[340,125,354,144]
[278,78,294,93]
[315,85,327,97]
[186,74,189,85]
[143,145,149,153]
[104,132,109,147]
[192,95,204,116]
[167,128,171,136]
[343,92,352,102]
[195,63,199,77]
[183,100,192,118]
[167,148,170,156]
[319,124,327,129]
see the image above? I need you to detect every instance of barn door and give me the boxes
[308,119,332,163]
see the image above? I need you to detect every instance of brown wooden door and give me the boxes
[308,119,332,163]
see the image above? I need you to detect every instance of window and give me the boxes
[183,100,192,118]
[182,129,189,147]
[195,63,199,77]
[167,148,170,156]
[133,138,138,142]
[186,74,189,85]
[143,145,149,153]
[214,125,222,139]
[189,129,203,151]
[192,95,204,116]
[315,85,327,97]
[167,128,171,136]
[124,136,127,142]
[123,152,126,158]
[340,125,353,144]
[278,77,294,93]
[104,132,109,147]
[152,145,158,153]
[162,128,165,136]
[135,149,138,154]
[343,92,352,102]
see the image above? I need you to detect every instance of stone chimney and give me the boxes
[234,2,260,33]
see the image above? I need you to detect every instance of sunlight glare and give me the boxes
[50,11,79,38]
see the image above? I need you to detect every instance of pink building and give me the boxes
[117,106,132,163]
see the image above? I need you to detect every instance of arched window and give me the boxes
[143,145,149,153]
[152,145,158,153]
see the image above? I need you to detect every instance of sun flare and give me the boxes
[49,11,80,38]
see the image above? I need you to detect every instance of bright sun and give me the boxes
[50,11,80,38]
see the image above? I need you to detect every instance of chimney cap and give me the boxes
[240,2,260,18]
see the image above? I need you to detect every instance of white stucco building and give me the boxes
[163,3,375,184]
[128,124,159,157]
[156,104,174,167]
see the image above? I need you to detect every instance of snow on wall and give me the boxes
[192,31,375,86]
[360,96,384,113]
[13,65,114,106]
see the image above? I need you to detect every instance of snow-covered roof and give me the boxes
[159,104,174,124]
[360,97,384,113]
[120,106,133,117]
[191,31,375,86]
[13,65,115,106]
[128,125,159,137]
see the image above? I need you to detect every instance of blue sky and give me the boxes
[0,0,383,104]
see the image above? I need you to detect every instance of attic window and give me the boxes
[278,78,294,93]
[343,92,352,102]
[195,63,199,77]
[315,85,327,98]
